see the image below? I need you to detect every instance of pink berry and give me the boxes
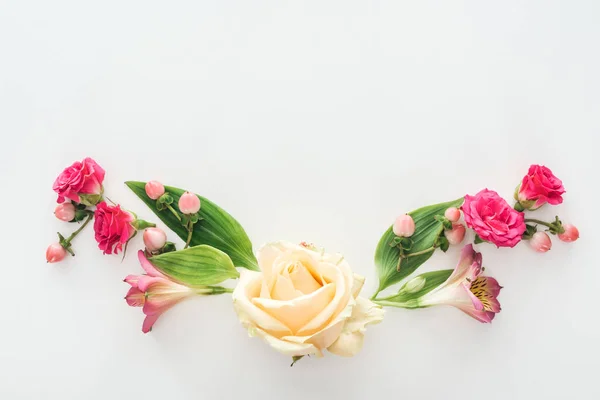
[145,181,165,200]
[558,224,579,242]
[530,231,552,252]
[178,192,201,214]
[393,214,415,237]
[444,207,461,223]
[54,203,76,222]
[46,243,67,263]
[143,227,167,252]
[444,223,466,245]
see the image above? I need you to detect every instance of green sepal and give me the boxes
[156,200,166,211]
[435,235,450,252]
[126,181,259,271]
[474,234,485,244]
[79,193,103,206]
[374,197,464,293]
[149,245,240,287]
[161,241,177,254]
[522,224,537,240]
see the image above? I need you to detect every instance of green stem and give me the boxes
[184,221,193,249]
[372,299,421,309]
[524,218,553,229]
[405,246,435,258]
[166,204,182,222]
[65,213,93,245]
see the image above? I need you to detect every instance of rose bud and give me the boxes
[393,214,416,237]
[445,223,466,245]
[46,243,67,263]
[178,192,201,214]
[516,165,565,210]
[558,224,579,242]
[143,227,167,252]
[444,207,461,223]
[529,231,552,252]
[54,203,76,222]
[145,181,165,200]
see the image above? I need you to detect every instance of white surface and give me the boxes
[1,1,599,399]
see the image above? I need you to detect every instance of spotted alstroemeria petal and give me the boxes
[469,276,502,313]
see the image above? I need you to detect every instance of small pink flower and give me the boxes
[530,231,552,252]
[143,227,167,252]
[418,245,502,323]
[558,224,579,242]
[46,243,67,263]
[52,157,105,204]
[517,165,565,210]
[145,181,165,200]
[178,192,201,214]
[462,189,526,248]
[444,207,461,223]
[445,223,466,245]
[93,201,135,255]
[54,203,76,222]
[124,251,196,333]
[393,214,415,237]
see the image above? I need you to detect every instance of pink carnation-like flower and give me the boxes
[52,157,105,204]
[517,165,565,210]
[93,201,135,255]
[462,189,526,248]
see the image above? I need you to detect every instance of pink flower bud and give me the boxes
[558,224,579,242]
[145,181,165,200]
[54,203,76,222]
[530,231,552,252]
[46,243,67,263]
[444,223,466,245]
[444,207,461,223]
[393,214,415,237]
[179,192,201,214]
[143,227,167,252]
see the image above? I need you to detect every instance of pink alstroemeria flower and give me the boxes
[418,244,502,323]
[125,250,197,333]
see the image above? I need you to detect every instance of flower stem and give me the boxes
[184,221,193,249]
[405,246,435,258]
[65,213,93,245]
[166,204,182,222]
[524,218,553,229]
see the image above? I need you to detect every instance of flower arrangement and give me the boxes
[46,158,579,363]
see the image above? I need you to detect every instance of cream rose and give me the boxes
[232,241,384,357]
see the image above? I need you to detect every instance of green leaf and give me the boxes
[150,245,240,286]
[126,181,259,271]
[374,197,464,293]
[376,269,453,307]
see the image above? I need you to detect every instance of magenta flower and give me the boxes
[125,251,197,333]
[52,157,105,204]
[462,189,526,248]
[418,245,502,323]
[517,164,565,210]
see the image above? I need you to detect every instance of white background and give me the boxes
[1,1,598,399]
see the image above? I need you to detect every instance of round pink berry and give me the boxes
[444,207,461,223]
[530,231,552,252]
[179,192,201,214]
[444,223,466,245]
[393,214,415,237]
[54,203,76,222]
[145,181,165,200]
[143,227,167,252]
[46,243,67,263]
[558,224,579,243]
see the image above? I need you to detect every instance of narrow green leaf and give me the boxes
[374,197,464,293]
[126,181,259,271]
[376,269,453,307]
[150,245,240,286]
